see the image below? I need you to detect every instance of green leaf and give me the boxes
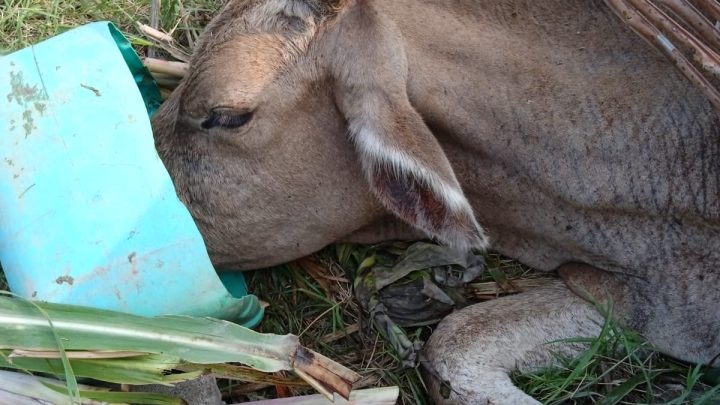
[0,370,74,405]
[0,296,298,372]
[42,380,185,405]
[1,351,200,385]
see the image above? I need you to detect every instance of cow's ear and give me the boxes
[323,4,489,251]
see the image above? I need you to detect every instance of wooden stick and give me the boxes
[690,0,720,22]
[139,23,174,43]
[605,0,720,110]
[159,88,173,100]
[147,72,179,81]
[657,0,720,49]
[143,57,188,78]
[154,77,182,89]
[626,0,720,77]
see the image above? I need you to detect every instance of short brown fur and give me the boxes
[153,1,720,402]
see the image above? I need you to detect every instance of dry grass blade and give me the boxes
[138,23,192,62]
[294,258,334,299]
[320,323,361,344]
[177,363,309,387]
[470,277,556,299]
[605,0,720,110]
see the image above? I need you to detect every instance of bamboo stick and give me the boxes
[153,77,182,89]
[159,88,173,100]
[690,0,720,22]
[605,0,720,110]
[657,0,720,49]
[143,57,188,78]
[626,0,720,77]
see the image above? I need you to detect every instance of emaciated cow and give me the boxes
[152,0,720,403]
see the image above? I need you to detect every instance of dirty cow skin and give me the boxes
[152,1,720,403]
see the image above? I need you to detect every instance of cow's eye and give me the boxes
[201,108,253,130]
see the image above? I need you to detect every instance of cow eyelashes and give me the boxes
[201,108,253,130]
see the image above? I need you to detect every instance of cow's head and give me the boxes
[153,0,488,269]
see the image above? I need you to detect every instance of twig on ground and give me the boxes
[470,277,556,299]
[137,23,191,62]
[320,323,361,344]
[143,57,188,78]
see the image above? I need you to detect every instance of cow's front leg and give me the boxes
[421,280,603,404]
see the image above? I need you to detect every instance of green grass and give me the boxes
[513,303,720,404]
[250,247,720,404]
[2,1,719,403]
[0,0,222,54]
[244,246,431,404]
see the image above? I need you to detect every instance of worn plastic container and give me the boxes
[0,22,263,327]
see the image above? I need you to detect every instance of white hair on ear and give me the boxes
[348,120,490,251]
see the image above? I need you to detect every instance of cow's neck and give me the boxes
[375,0,720,273]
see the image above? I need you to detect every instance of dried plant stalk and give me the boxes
[137,23,191,62]
[626,0,720,77]
[690,0,720,22]
[293,347,361,401]
[143,57,188,78]
[657,0,720,49]
[470,278,556,298]
[605,0,720,110]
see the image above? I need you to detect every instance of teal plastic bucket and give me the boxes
[0,22,263,328]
